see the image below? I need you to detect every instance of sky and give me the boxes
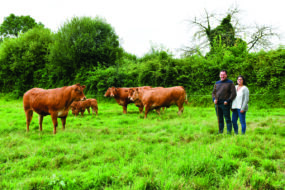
[1,0,285,57]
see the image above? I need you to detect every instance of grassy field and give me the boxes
[0,97,284,189]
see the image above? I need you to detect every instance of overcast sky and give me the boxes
[1,0,284,57]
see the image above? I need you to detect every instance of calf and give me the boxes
[71,99,98,116]
[70,101,86,117]
[130,86,186,118]
[23,84,86,134]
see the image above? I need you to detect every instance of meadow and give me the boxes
[0,97,284,189]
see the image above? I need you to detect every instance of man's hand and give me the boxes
[224,101,228,105]
[214,99,218,104]
[240,110,244,113]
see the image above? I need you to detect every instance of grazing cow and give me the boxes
[104,86,151,114]
[71,99,98,116]
[130,86,186,118]
[70,101,86,117]
[23,84,86,134]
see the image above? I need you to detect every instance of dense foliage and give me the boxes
[48,17,123,86]
[0,15,284,105]
[80,43,285,106]
[0,26,54,95]
[0,13,43,41]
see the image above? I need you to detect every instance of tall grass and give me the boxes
[0,97,284,189]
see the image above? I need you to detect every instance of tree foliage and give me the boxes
[0,26,53,96]
[0,13,44,41]
[47,16,123,85]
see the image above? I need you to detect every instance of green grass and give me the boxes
[0,98,284,189]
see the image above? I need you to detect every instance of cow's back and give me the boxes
[89,99,98,106]
[143,86,185,107]
[23,87,72,115]
[117,88,130,99]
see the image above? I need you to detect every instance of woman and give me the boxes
[231,75,249,134]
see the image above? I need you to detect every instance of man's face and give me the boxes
[220,71,227,81]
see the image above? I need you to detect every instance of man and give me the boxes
[212,70,236,134]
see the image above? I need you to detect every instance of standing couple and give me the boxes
[212,70,249,134]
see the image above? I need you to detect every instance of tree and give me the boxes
[247,25,279,51]
[48,16,123,85]
[184,6,279,55]
[0,13,44,41]
[0,26,53,95]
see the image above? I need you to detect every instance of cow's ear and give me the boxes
[135,88,139,92]
[75,83,80,86]
[82,85,86,89]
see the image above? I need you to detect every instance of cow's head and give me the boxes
[72,84,86,101]
[72,108,79,116]
[104,88,111,97]
[128,88,135,99]
[130,88,140,101]
[109,87,117,97]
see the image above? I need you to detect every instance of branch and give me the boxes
[247,25,279,51]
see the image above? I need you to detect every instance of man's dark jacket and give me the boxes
[212,79,236,104]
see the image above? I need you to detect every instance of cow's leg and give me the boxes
[144,106,150,119]
[51,113,58,134]
[94,106,98,115]
[178,104,184,115]
[81,111,84,117]
[123,105,127,114]
[86,107,90,114]
[25,110,33,132]
[61,117,67,130]
[39,115,44,131]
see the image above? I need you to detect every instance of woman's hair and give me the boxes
[237,75,247,85]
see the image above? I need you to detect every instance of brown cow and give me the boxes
[130,86,186,118]
[128,87,161,114]
[127,86,152,113]
[104,87,132,114]
[104,86,151,114]
[71,99,98,116]
[70,101,86,117]
[23,84,86,134]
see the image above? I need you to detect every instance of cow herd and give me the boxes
[23,84,187,134]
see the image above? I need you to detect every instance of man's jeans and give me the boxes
[232,109,247,134]
[215,103,232,134]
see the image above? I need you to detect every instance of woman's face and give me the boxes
[237,77,244,85]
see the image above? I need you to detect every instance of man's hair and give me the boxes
[237,75,247,85]
[220,70,227,74]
